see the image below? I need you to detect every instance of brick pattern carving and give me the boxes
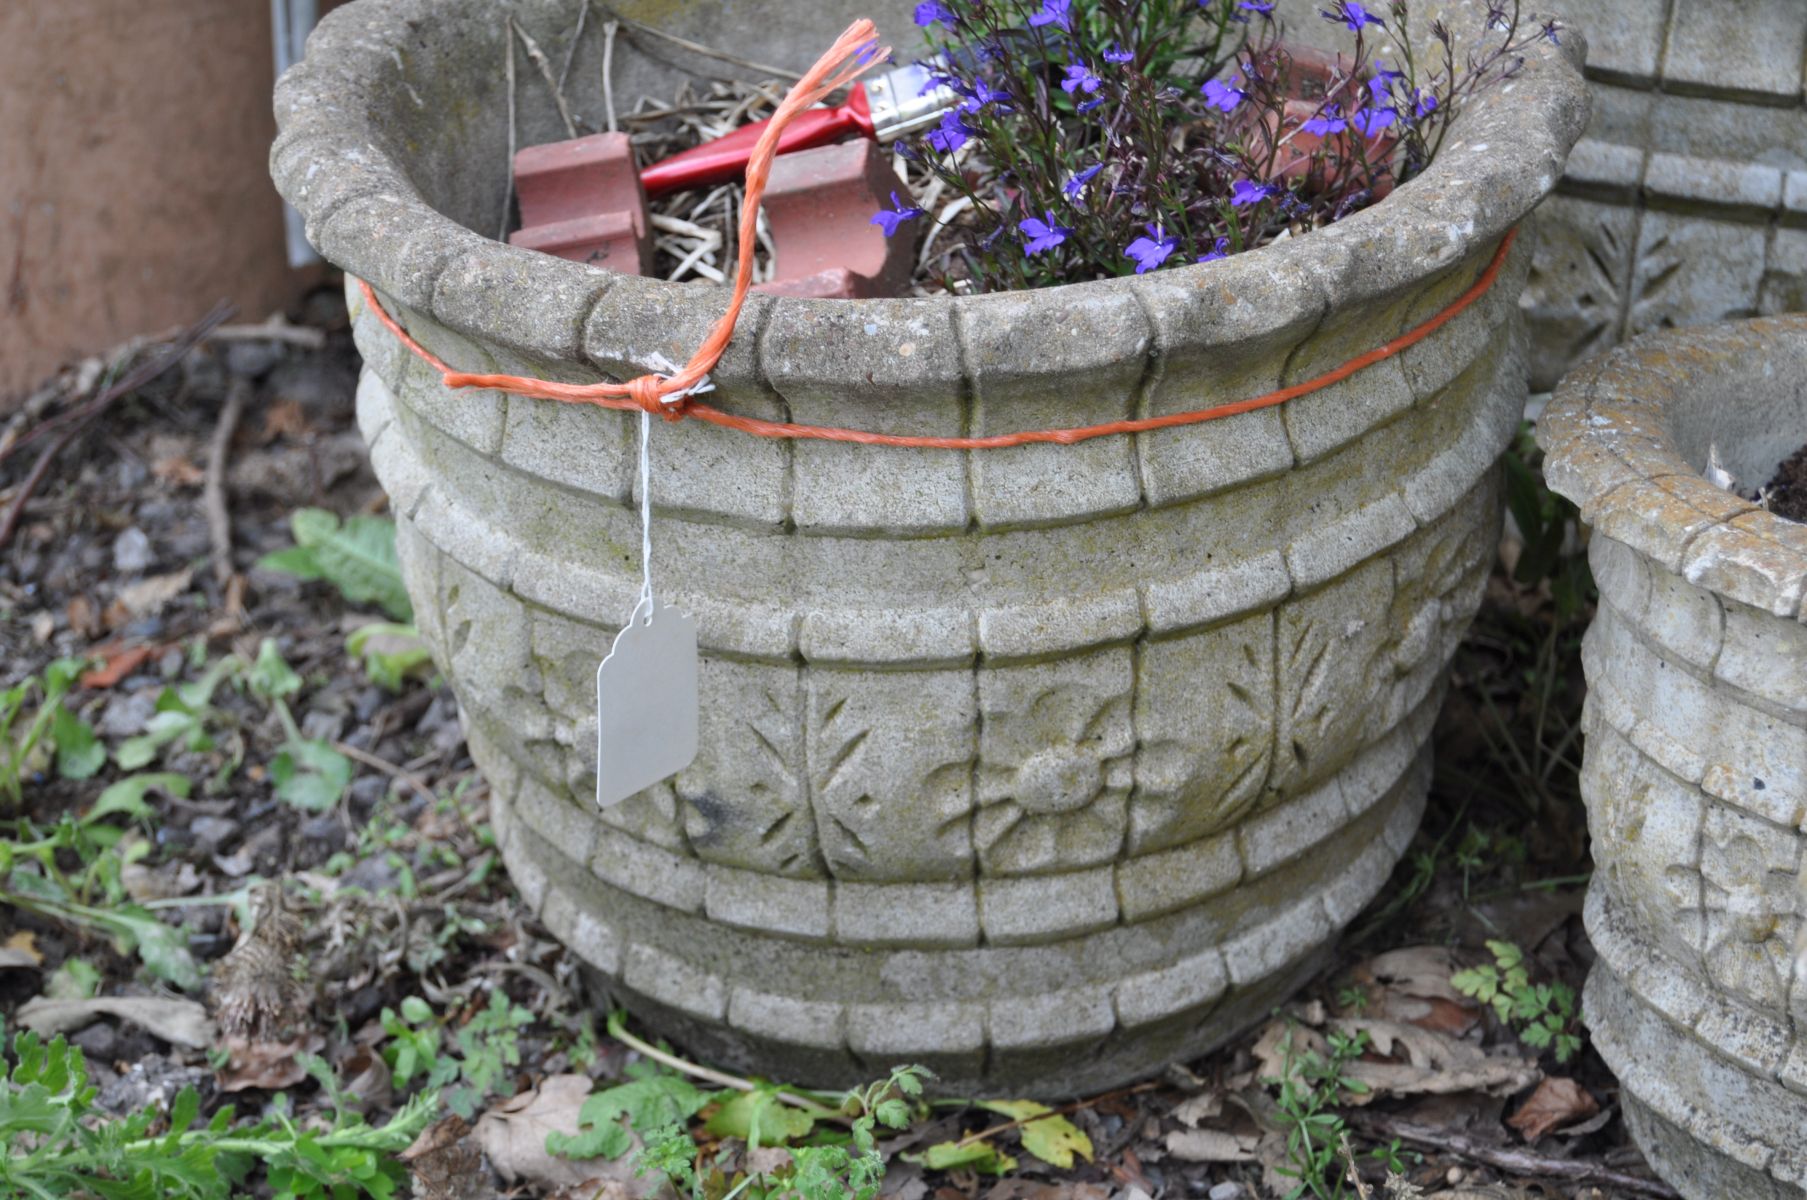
[1524,1,1807,391]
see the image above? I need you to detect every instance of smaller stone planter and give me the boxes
[1539,316,1807,1200]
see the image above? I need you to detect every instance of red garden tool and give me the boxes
[637,55,955,198]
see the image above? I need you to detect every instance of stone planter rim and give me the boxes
[1538,315,1807,621]
[274,0,1587,391]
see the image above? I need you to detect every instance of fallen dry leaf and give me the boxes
[0,931,43,969]
[152,455,206,487]
[1163,1127,1264,1163]
[107,569,193,627]
[1348,946,1481,1036]
[1254,1017,1539,1106]
[65,596,101,639]
[544,1182,634,1200]
[340,1044,395,1112]
[216,1032,323,1092]
[1170,1090,1223,1129]
[400,1114,490,1200]
[477,1074,636,1192]
[16,995,215,1048]
[1506,1076,1599,1142]
[261,397,312,442]
[121,850,202,903]
[80,643,159,689]
[981,1181,1110,1200]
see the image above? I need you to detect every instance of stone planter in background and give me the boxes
[273,0,1587,1093]
[1539,317,1807,1198]
[1523,0,1807,392]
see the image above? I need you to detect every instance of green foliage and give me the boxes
[1265,1024,1373,1200]
[115,656,239,770]
[260,643,352,813]
[260,508,413,621]
[2,658,98,805]
[0,1031,432,1200]
[1451,940,1584,1064]
[623,1065,929,1200]
[1,779,200,990]
[970,1100,1092,1169]
[550,1062,712,1160]
[379,990,535,1119]
[345,623,434,692]
[1503,426,1593,618]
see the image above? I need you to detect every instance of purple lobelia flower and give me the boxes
[1412,89,1438,119]
[1238,0,1275,11]
[1019,211,1072,256]
[1201,75,1248,112]
[1124,225,1177,273]
[1063,163,1104,198]
[1230,179,1275,207]
[1541,18,1562,43]
[1367,66,1403,100]
[961,78,1013,112]
[1197,236,1231,263]
[1061,62,1101,95]
[870,191,926,238]
[926,109,976,153]
[1301,104,1348,135]
[1103,43,1135,65]
[1349,105,1395,136]
[1028,0,1072,30]
[913,1,954,25]
[1077,96,1105,113]
[1321,1,1383,31]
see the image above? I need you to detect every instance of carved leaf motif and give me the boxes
[1129,612,1274,853]
[679,665,817,875]
[804,671,975,881]
[1525,198,1632,388]
[1267,559,1394,805]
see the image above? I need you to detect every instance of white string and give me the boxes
[633,355,715,626]
[637,406,654,620]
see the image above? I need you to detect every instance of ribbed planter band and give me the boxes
[357,228,1520,449]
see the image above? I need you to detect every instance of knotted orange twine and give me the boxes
[358,19,1518,451]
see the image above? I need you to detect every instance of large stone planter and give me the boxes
[1539,317,1807,1198]
[274,0,1586,1093]
[1523,0,1807,392]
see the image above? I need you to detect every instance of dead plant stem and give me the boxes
[516,20,578,138]
[500,19,518,243]
[205,378,247,586]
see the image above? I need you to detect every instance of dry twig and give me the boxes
[515,20,578,138]
[1,302,232,549]
[601,8,802,81]
[1351,1115,1681,1199]
[499,18,518,243]
[205,378,248,586]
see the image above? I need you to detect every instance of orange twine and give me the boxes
[357,19,1518,452]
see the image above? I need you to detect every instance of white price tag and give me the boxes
[595,596,698,808]
[593,376,711,810]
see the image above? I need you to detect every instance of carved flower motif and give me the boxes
[1688,810,1802,1013]
[975,678,1133,873]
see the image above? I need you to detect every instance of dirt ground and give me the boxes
[0,290,1678,1199]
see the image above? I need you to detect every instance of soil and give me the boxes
[0,289,1673,1199]
[1762,440,1807,523]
